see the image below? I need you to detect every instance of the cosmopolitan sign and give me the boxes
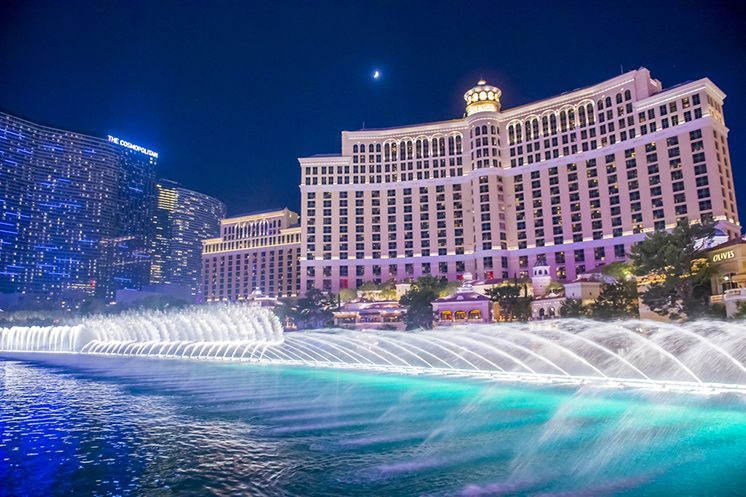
[108,135,159,158]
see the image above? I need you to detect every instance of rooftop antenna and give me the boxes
[620,64,624,74]
[362,121,366,130]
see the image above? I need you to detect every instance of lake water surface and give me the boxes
[1,355,745,496]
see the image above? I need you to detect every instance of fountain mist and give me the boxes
[2,308,746,395]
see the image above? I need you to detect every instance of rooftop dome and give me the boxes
[464,80,501,116]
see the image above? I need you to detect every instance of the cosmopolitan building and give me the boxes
[151,179,226,299]
[201,208,302,301]
[299,68,739,293]
[0,110,157,306]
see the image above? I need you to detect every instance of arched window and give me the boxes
[624,89,632,101]
[597,99,604,110]
[560,111,568,132]
[568,108,575,129]
[578,106,586,126]
[415,139,422,158]
[353,144,358,153]
[439,137,445,155]
[455,311,467,321]
[515,122,522,143]
[447,136,454,155]
[542,116,549,135]
[605,96,612,107]
[550,114,557,133]
[440,310,453,321]
[455,135,462,153]
[475,126,481,136]
[376,143,381,152]
[532,119,539,137]
[424,139,430,157]
[481,125,488,135]
[525,121,533,141]
[508,125,515,145]
[491,125,497,134]
[586,104,595,125]
[469,309,482,320]
[384,143,390,160]
[616,93,623,104]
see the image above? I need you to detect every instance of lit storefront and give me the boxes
[708,240,746,316]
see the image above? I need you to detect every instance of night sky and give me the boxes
[1,1,744,217]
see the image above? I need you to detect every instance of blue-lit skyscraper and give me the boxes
[151,179,226,300]
[0,111,157,307]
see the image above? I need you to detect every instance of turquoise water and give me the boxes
[1,355,745,496]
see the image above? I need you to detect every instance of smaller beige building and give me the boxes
[432,274,492,325]
[201,208,301,301]
[530,278,602,319]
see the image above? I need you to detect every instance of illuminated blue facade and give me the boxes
[0,111,156,307]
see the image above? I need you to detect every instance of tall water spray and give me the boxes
[0,305,283,354]
[251,319,746,392]
[2,308,746,394]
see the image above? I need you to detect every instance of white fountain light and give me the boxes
[3,314,746,396]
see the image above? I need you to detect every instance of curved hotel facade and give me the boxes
[299,68,739,293]
[0,111,224,308]
[0,111,157,304]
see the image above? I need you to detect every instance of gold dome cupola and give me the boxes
[464,80,501,116]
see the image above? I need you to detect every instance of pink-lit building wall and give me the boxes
[299,68,739,294]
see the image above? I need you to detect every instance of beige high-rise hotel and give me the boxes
[299,68,739,294]
[201,208,301,301]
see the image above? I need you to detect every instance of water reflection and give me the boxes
[1,355,745,496]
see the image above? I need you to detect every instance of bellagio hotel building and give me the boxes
[299,68,739,294]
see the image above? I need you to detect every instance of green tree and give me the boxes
[358,281,379,293]
[400,287,437,330]
[588,279,639,320]
[560,298,587,318]
[630,219,715,320]
[338,287,358,302]
[399,276,448,330]
[600,261,635,281]
[413,275,451,297]
[486,282,532,321]
[285,288,337,329]
[512,296,533,322]
[378,279,398,300]
[486,285,520,320]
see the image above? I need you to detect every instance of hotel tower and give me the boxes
[299,68,739,293]
[0,111,157,305]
